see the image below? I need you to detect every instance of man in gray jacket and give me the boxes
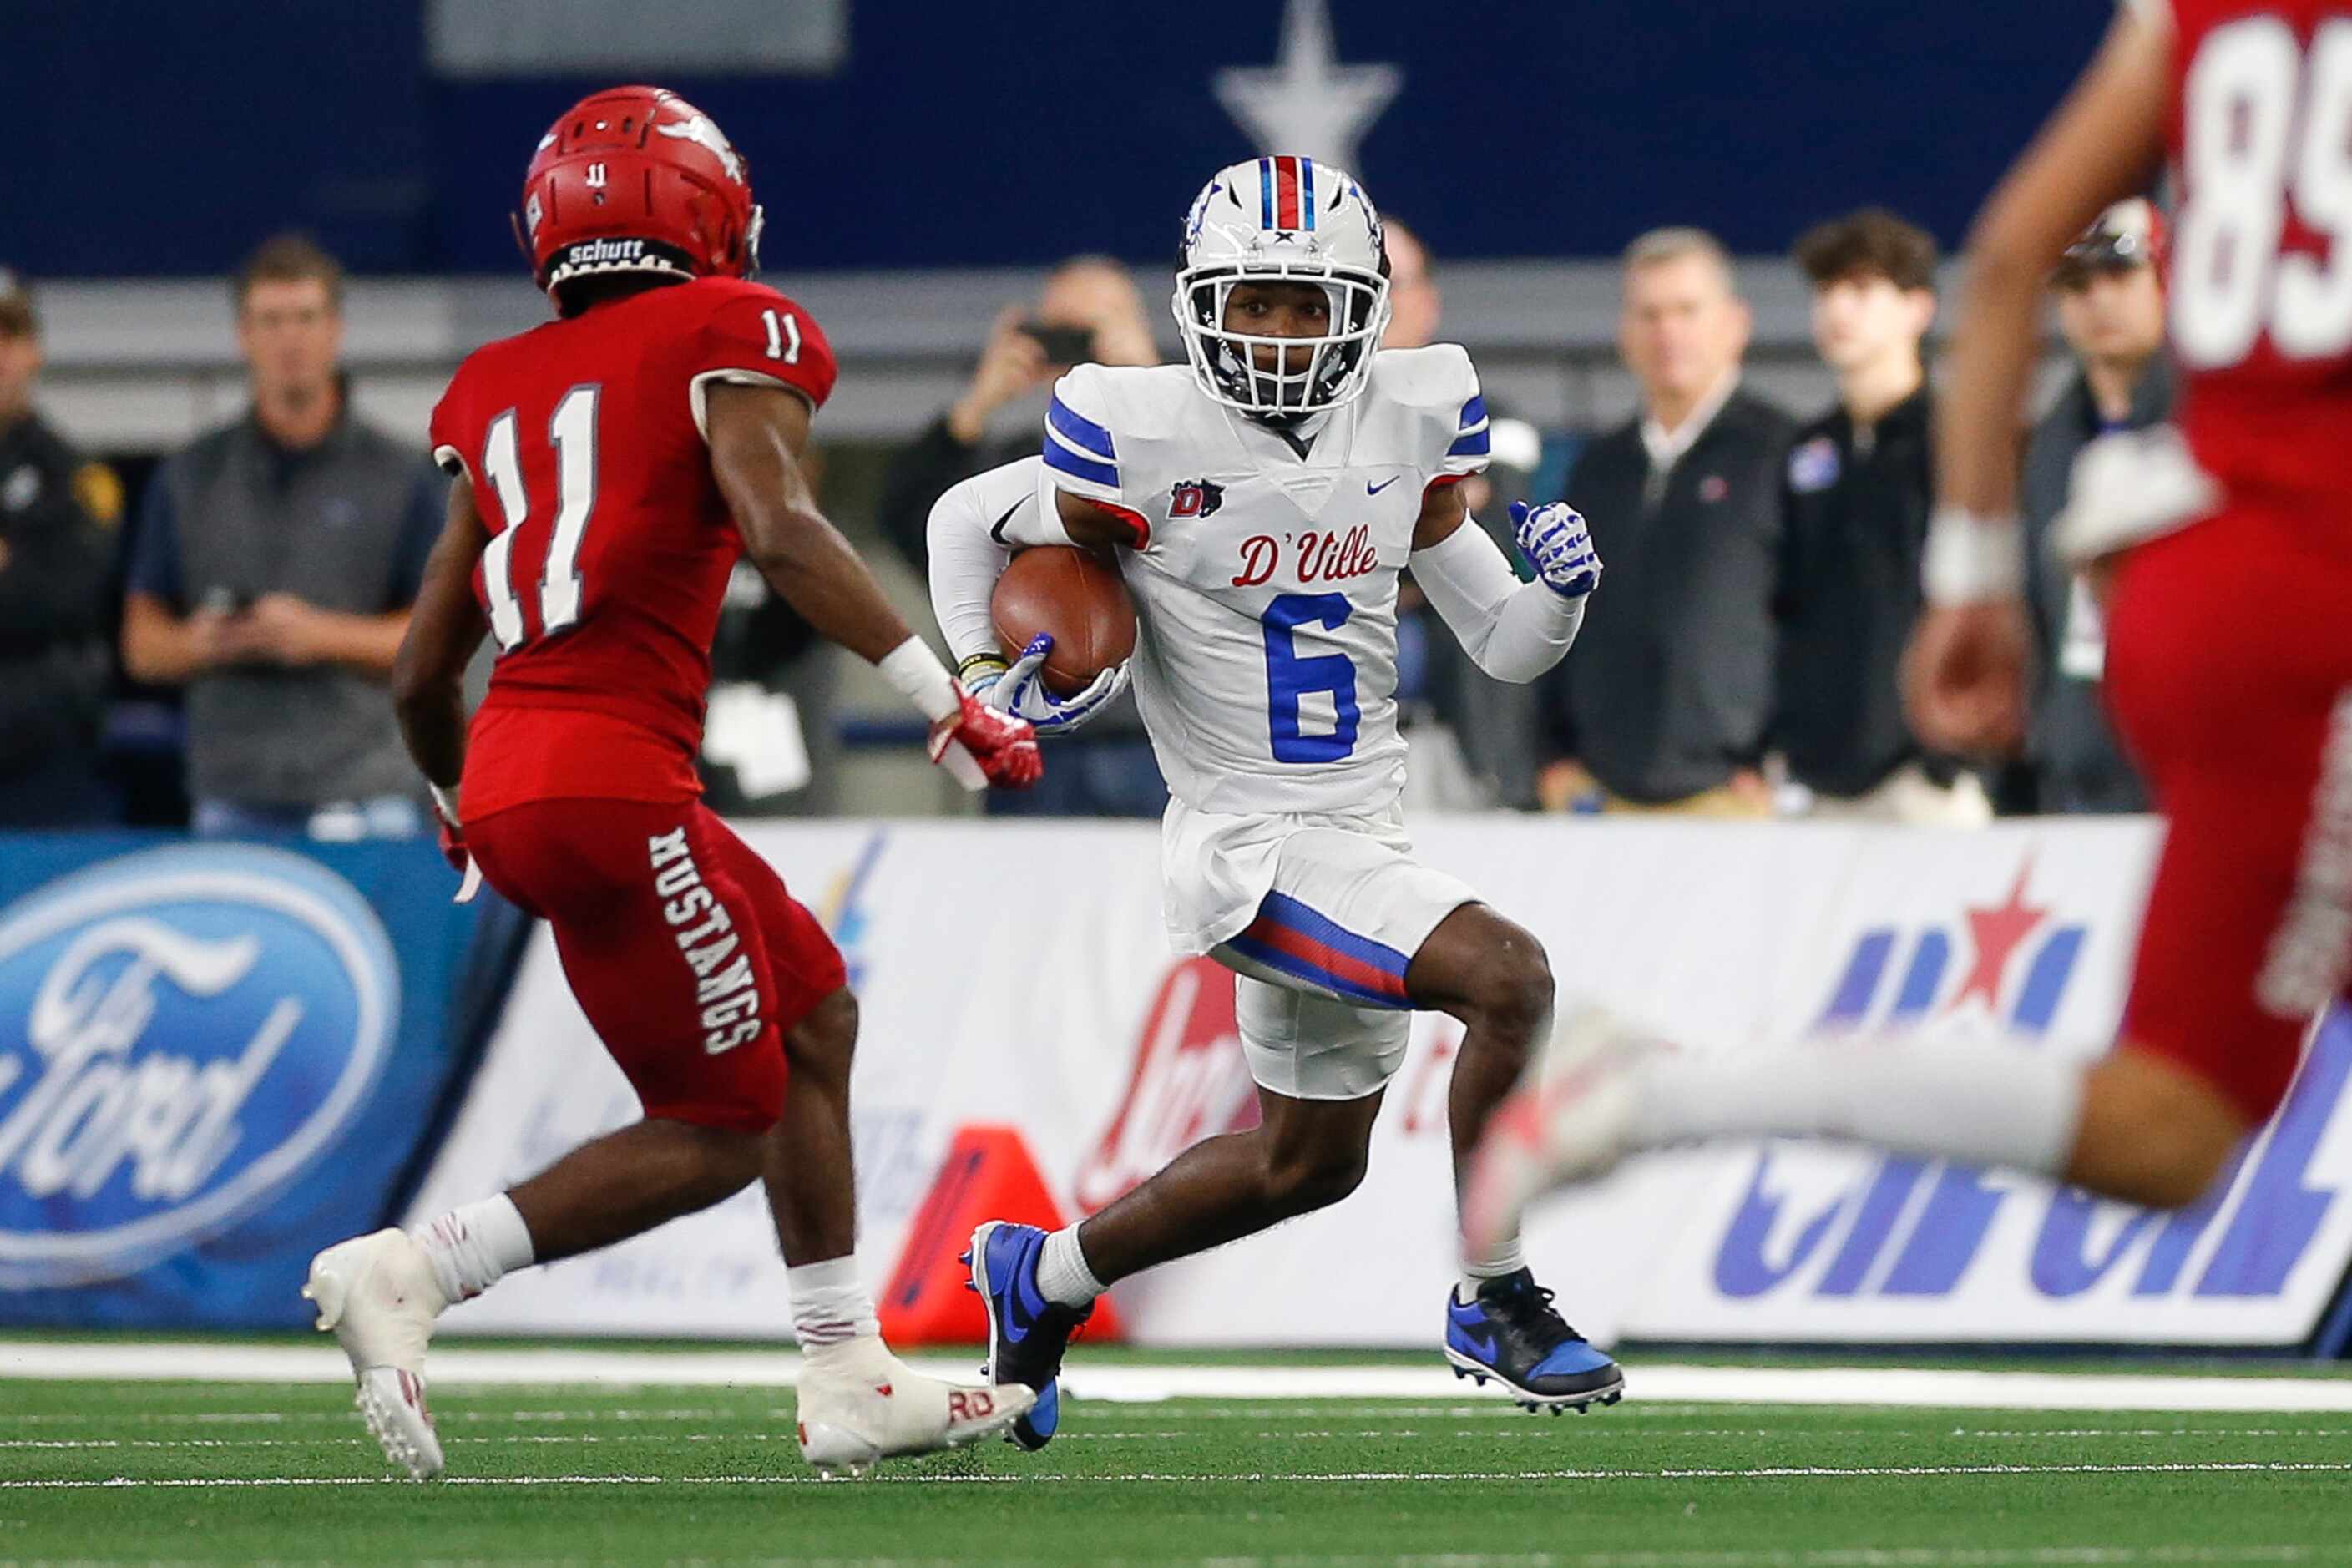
[2018,200,2169,814]
[122,235,443,837]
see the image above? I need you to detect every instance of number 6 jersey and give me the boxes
[427,276,836,819]
[1039,346,1488,817]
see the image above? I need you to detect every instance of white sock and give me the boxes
[1036,1226,1105,1308]
[787,1256,880,1352]
[1625,1033,2088,1176]
[411,1194,535,1304]
[1459,1235,1527,1304]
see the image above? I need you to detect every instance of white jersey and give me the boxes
[1039,346,1490,817]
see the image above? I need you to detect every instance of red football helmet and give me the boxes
[517,85,761,302]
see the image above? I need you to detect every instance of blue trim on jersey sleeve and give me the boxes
[1458,393,1487,431]
[1047,394,1116,462]
[1043,437,1120,489]
[1446,427,1492,458]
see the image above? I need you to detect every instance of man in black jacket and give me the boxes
[877,256,1163,817]
[2018,200,2169,814]
[0,270,121,826]
[1539,229,1790,813]
[1777,209,1988,824]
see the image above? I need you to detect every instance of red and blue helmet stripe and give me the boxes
[1257,155,1318,233]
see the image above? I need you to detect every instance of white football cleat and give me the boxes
[794,1337,1035,1479]
[303,1228,449,1480]
[1463,1004,1659,1260]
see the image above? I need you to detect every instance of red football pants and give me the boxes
[2102,507,2352,1125]
[468,797,847,1134]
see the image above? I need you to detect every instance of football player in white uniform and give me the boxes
[928,158,1618,1447]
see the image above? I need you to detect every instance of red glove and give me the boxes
[928,687,1044,789]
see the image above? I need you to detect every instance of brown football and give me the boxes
[991,545,1138,696]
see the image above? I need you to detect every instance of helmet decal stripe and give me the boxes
[1259,158,1277,230]
[1274,155,1302,230]
[1300,157,1317,232]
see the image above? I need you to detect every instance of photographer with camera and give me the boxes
[877,255,1165,816]
[120,235,443,838]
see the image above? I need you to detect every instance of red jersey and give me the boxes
[428,278,837,818]
[2155,0,2352,518]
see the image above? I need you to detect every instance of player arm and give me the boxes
[390,472,491,794]
[704,381,1007,751]
[1409,482,1591,685]
[925,488,1018,680]
[1927,2,2169,599]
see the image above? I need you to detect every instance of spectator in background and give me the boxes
[1384,220,1547,808]
[875,256,1160,569]
[2017,200,2168,814]
[0,269,121,825]
[121,235,443,838]
[1537,228,1790,813]
[1777,209,1989,825]
[879,255,1165,817]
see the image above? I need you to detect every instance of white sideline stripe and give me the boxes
[10,1460,2352,1491]
[8,1425,2352,1450]
[5,1342,2352,1412]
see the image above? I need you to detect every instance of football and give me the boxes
[990,545,1138,696]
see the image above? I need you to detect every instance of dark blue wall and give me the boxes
[2,2,2110,276]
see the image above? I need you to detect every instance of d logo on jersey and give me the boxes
[1170,478,1225,520]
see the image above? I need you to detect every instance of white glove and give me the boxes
[1511,501,1602,599]
[969,634,1130,736]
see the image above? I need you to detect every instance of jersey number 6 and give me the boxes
[479,384,601,651]
[1262,592,1360,763]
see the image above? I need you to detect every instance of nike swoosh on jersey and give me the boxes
[1367,476,1400,495]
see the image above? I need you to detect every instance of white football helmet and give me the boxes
[1172,156,1392,424]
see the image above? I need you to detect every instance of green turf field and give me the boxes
[7,1374,2352,1565]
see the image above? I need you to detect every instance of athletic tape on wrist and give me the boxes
[1922,509,2026,605]
[879,635,964,722]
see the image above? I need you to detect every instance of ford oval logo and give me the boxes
[0,845,398,1289]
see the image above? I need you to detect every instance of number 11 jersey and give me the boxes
[428,277,836,818]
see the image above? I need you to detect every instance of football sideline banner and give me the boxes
[0,833,503,1328]
[412,816,2352,1351]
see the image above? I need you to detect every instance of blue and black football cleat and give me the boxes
[1443,1268,1624,1414]
[963,1220,1092,1451]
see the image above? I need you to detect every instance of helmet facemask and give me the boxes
[1174,261,1390,426]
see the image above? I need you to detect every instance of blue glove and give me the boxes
[1511,501,1602,599]
[973,633,1130,736]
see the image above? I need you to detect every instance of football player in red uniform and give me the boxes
[1468,0,2352,1242]
[301,86,1039,1481]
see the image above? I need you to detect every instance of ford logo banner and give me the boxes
[0,844,397,1288]
[0,835,502,1326]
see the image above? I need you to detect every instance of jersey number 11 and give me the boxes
[479,384,601,651]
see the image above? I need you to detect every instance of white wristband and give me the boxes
[1921,508,2026,605]
[428,781,460,824]
[878,635,964,723]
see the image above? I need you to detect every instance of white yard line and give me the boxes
[4,1341,2352,1413]
[7,1425,2348,1450]
[8,1459,2352,1491]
